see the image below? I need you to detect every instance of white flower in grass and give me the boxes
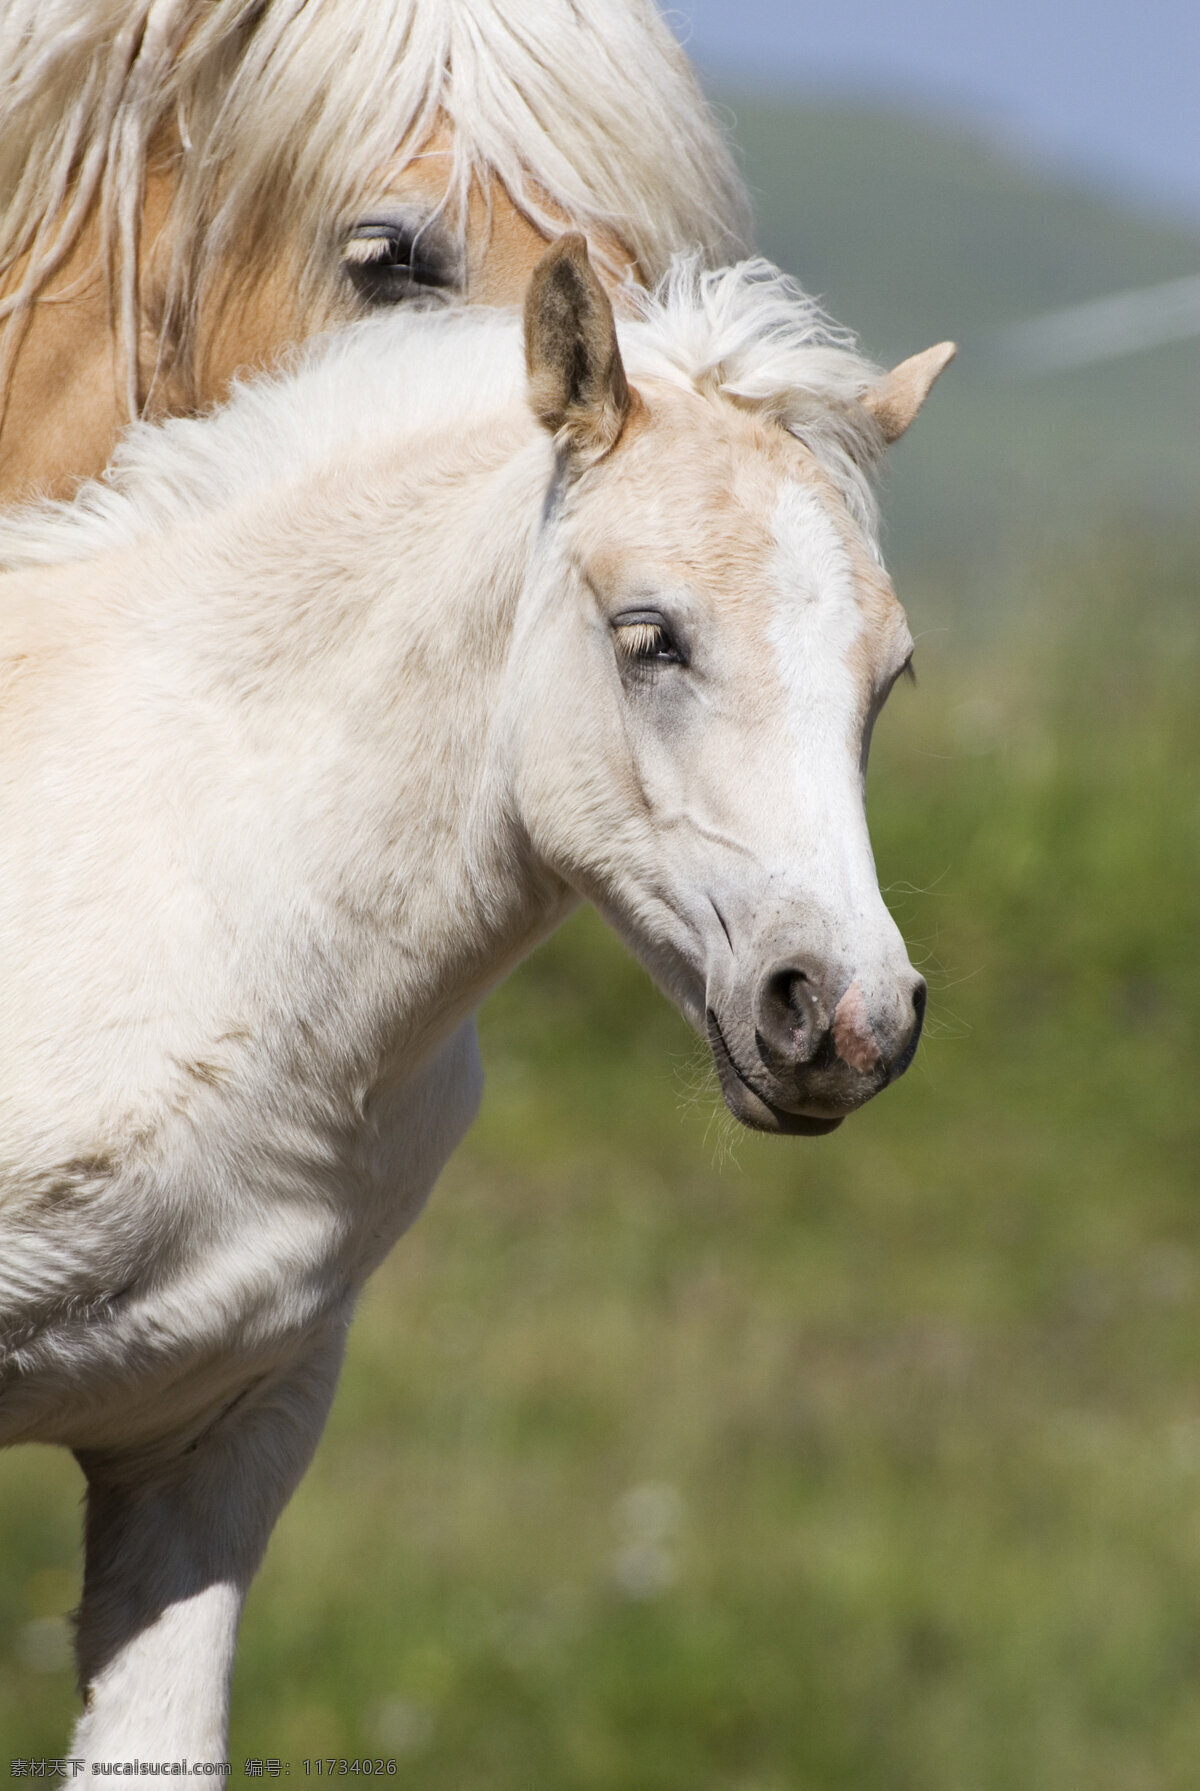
[610,1481,683,1600]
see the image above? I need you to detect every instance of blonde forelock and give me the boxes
[0,0,751,414]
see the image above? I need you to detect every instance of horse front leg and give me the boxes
[70,1324,347,1760]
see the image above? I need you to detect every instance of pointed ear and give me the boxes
[862,341,956,444]
[524,234,631,462]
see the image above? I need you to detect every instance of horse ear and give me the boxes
[524,234,630,462]
[861,342,956,444]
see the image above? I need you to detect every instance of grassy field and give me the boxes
[4,531,1198,1786]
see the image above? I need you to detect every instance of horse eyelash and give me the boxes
[342,236,397,267]
[615,621,670,660]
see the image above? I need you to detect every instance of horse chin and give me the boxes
[733,1090,845,1138]
[706,1011,845,1137]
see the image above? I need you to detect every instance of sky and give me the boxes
[669,0,1200,226]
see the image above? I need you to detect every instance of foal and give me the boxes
[0,238,951,1751]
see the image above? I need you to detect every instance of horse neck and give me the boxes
[131,415,568,1056]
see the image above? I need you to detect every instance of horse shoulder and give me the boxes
[0,1017,484,1451]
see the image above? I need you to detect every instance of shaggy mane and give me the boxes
[0,0,751,415]
[0,258,884,572]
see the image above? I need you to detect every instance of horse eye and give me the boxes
[613,618,684,667]
[342,225,453,306]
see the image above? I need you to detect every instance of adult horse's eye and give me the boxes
[613,616,685,667]
[342,224,454,305]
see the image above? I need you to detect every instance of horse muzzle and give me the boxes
[706,954,927,1136]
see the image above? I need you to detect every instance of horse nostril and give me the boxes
[890,975,927,1081]
[757,962,826,1066]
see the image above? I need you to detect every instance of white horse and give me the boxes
[0,238,952,1754]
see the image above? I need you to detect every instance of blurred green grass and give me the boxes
[4,532,1198,1785]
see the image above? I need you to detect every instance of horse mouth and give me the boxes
[705,1009,844,1138]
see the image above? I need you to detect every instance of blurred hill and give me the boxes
[723,98,1200,598]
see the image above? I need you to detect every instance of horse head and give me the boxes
[511,237,954,1133]
[0,0,749,501]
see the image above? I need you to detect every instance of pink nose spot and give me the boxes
[832,980,881,1073]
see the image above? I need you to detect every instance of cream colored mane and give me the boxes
[0,258,885,573]
[0,0,750,409]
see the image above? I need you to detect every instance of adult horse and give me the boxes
[0,236,952,1752]
[0,0,749,500]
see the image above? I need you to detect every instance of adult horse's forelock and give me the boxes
[0,0,751,419]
